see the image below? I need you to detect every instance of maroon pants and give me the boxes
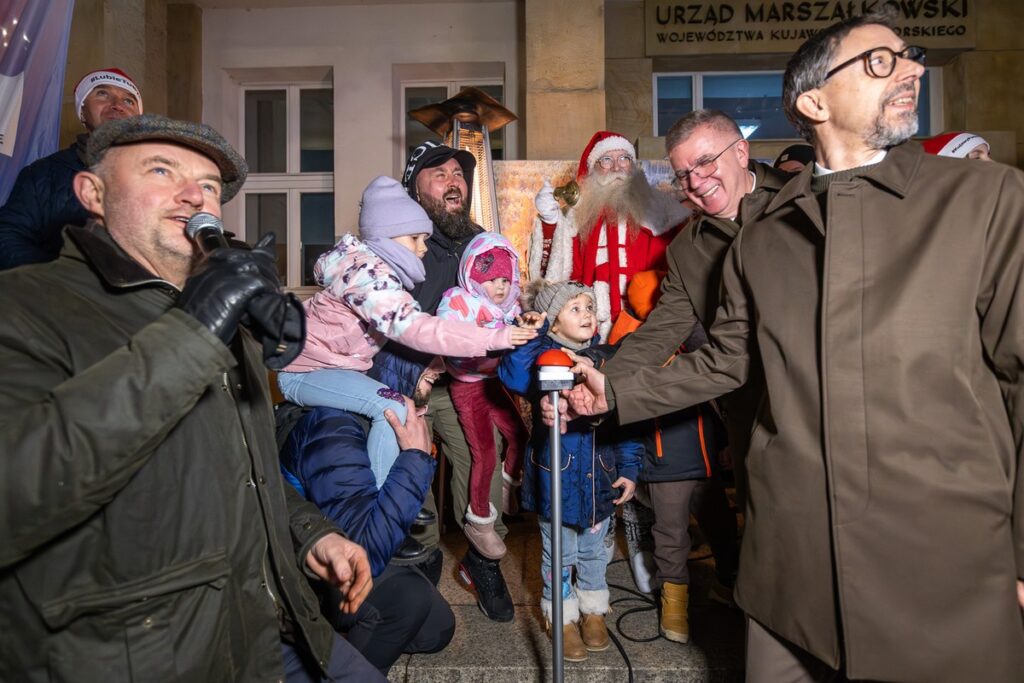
[449,377,528,518]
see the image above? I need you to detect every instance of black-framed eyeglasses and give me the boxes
[673,137,743,188]
[824,45,927,81]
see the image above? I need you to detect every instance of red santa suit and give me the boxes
[529,131,689,340]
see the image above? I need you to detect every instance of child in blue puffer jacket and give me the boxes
[498,279,642,662]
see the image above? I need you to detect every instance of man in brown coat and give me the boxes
[557,11,1024,682]
[604,110,789,494]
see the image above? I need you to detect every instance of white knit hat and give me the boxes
[74,69,143,122]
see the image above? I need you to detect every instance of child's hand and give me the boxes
[563,350,594,368]
[508,326,539,346]
[516,311,547,330]
[612,477,636,505]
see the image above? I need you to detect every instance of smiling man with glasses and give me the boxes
[553,9,1024,682]
[603,111,790,632]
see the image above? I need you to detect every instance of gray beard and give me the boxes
[865,89,920,149]
[420,195,477,239]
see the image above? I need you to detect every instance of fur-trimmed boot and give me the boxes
[541,596,587,662]
[577,588,611,652]
[464,503,506,560]
[660,581,690,644]
[501,470,521,516]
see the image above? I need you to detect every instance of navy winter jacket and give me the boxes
[280,406,436,576]
[0,136,90,270]
[498,324,642,529]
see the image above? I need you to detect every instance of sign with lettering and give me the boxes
[645,0,974,56]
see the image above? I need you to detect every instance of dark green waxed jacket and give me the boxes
[0,223,340,682]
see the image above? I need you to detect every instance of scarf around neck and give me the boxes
[362,236,425,290]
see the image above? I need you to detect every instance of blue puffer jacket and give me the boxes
[0,136,90,270]
[280,406,436,577]
[498,324,642,530]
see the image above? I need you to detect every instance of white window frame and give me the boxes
[399,78,508,163]
[238,82,334,289]
[652,68,944,139]
[391,62,512,178]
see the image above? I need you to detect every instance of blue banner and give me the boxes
[0,0,75,205]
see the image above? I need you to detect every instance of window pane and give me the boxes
[244,90,286,173]
[300,89,334,172]
[655,76,694,137]
[917,70,932,137]
[405,86,449,159]
[300,192,335,287]
[703,74,796,140]
[473,83,506,161]
[245,193,287,281]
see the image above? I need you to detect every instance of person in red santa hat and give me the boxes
[922,131,992,161]
[0,68,143,270]
[529,131,690,340]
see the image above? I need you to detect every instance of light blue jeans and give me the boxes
[538,516,611,602]
[277,369,408,489]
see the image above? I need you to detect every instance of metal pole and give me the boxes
[549,390,564,683]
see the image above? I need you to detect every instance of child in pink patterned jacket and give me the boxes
[278,176,535,489]
[437,232,535,560]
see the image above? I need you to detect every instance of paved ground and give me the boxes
[387,514,745,683]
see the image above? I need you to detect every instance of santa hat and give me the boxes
[74,68,143,122]
[921,131,988,159]
[577,130,636,180]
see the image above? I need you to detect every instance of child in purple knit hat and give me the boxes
[277,176,536,489]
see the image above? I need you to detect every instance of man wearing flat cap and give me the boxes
[0,114,384,682]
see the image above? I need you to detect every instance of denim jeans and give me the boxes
[538,516,611,602]
[278,369,407,488]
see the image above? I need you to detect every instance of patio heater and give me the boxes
[408,86,516,232]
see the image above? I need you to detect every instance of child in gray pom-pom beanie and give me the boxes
[497,278,642,657]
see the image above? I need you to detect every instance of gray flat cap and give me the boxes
[86,114,248,203]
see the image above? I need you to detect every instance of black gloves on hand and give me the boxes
[177,233,282,346]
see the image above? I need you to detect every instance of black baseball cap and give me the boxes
[401,140,476,204]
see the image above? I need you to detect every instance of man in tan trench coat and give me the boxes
[554,11,1024,683]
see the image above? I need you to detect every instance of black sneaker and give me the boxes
[458,547,514,622]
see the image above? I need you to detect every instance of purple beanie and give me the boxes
[359,176,433,239]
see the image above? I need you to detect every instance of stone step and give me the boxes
[388,516,744,683]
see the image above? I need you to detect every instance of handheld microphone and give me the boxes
[185,212,229,256]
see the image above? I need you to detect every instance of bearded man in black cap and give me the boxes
[399,141,515,623]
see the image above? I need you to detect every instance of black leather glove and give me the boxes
[245,290,306,370]
[177,233,280,345]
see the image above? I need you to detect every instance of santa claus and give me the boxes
[529,130,690,340]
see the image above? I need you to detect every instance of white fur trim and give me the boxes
[542,596,580,625]
[74,70,143,121]
[465,502,498,525]
[502,470,522,486]
[938,132,988,158]
[543,212,577,282]
[577,588,611,615]
[593,279,611,343]
[587,136,636,171]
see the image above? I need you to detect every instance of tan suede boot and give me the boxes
[579,613,610,652]
[464,504,506,560]
[546,620,588,662]
[660,582,690,644]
